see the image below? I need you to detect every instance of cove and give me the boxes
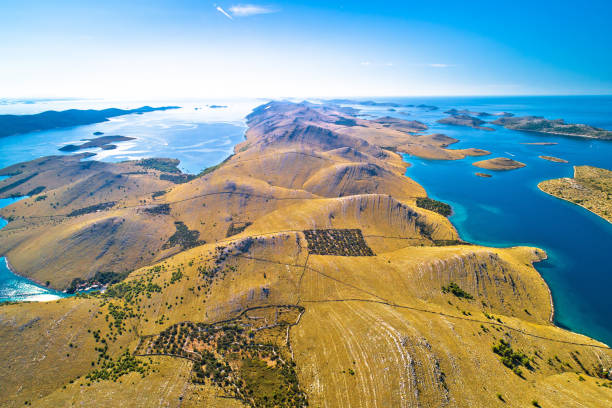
[390,97,612,346]
[0,196,68,302]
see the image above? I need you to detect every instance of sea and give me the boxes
[0,96,610,347]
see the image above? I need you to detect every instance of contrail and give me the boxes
[215,5,233,20]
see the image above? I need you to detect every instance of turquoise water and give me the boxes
[347,96,612,345]
[0,196,68,302]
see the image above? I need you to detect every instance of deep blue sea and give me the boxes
[0,96,611,347]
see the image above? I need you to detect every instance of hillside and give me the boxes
[0,101,611,407]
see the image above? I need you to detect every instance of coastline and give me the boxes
[537,184,612,225]
[1,256,65,302]
[400,155,558,325]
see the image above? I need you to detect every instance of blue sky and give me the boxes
[1,0,611,98]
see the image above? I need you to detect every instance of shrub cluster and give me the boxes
[303,229,374,256]
[416,197,452,217]
[441,282,473,299]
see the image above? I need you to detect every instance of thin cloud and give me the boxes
[429,63,453,68]
[215,5,233,20]
[360,61,394,67]
[229,4,277,17]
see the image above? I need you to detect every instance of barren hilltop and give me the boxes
[1,101,611,407]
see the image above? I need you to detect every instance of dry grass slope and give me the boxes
[538,165,612,222]
[0,101,610,407]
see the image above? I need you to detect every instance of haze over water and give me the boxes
[0,96,611,347]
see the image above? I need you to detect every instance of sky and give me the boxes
[1,0,611,98]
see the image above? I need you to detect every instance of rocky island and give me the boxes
[539,155,569,163]
[538,165,612,222]
[493,116,612,140]
[473,157,527,170]
[0,101,610,407]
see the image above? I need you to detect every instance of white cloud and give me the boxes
[229,4,277,17]
[360,61,394,67]
[429,63,452,68]
[215,5,233,20]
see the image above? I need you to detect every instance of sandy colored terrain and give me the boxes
[539,155,569,163]
[539,165,612,222]
[0,101,610,407]
[473,157,527,171]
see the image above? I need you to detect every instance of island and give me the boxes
[473,157,526,170]
[416,103,438,111]
[493,116,612,140]
[0,106,179,138]
[539,155,568,163]
[538,165,611,222]
[58,135,135,152]
[325,99,439,110]
[444,108,491,117]
[0,101,610,408]
[475,172,493,178]
[326,99,405,107]
[437,114,495,131]
[372,116,428,132]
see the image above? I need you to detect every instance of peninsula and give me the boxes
[0,101,610,408]
[0,106,179,138]
[538,165,612,222]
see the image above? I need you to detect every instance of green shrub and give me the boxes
[442,282,473,299]
[416,197,452,217]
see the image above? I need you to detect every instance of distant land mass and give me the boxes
[437,114,495,131]
[444,108,492,117]
[0,106,179,138]
[326,99,439,110]
[492,116,612,140]
[444,109,514,118]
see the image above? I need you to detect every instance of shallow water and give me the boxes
[0,98,261,174]
[0,196,68,302]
